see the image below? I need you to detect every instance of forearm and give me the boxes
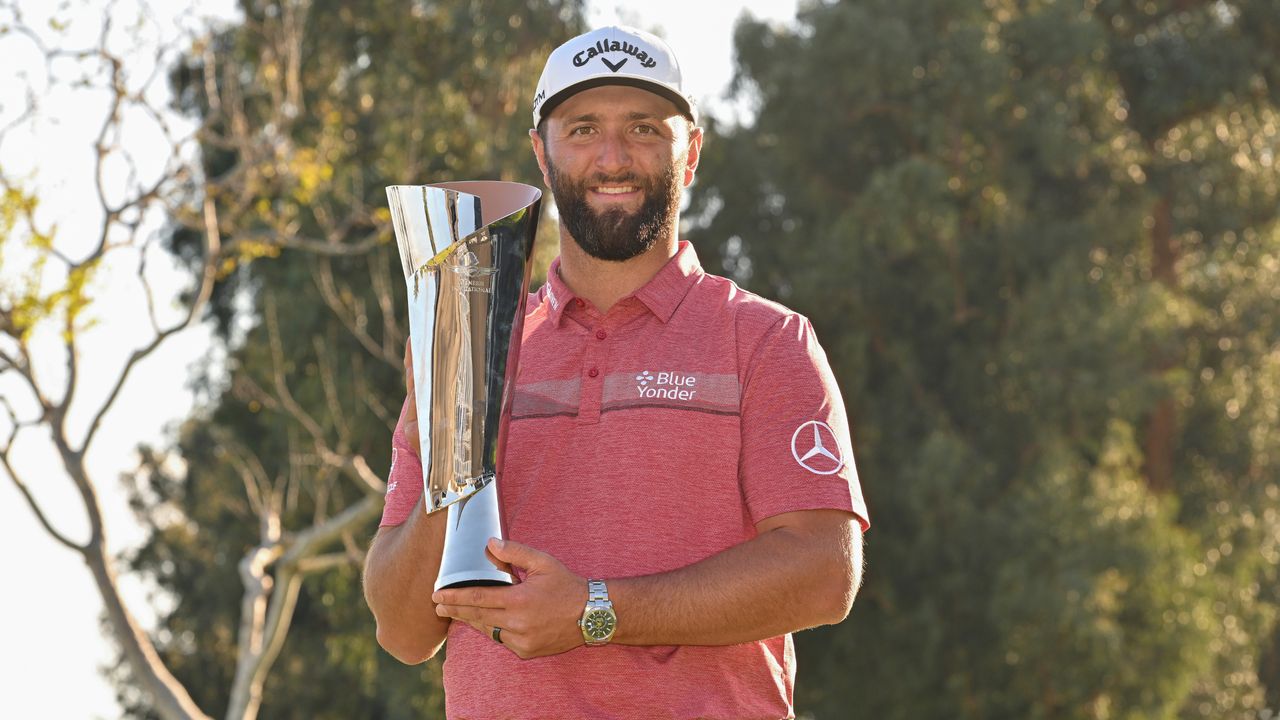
[610,510,862,647]
[363,500,452,663]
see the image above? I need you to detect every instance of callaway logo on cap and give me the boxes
[532,25,697,127]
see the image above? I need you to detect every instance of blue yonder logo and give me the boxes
[635,370,697,401]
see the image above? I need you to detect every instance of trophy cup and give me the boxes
[386,181,542,591]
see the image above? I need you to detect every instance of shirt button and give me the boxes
[596,330,607,340]
[574,299,585,308]
[588,367,599,378]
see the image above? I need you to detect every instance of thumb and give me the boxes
[487,538,552,573]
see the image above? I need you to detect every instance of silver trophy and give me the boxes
[386,181,541,591]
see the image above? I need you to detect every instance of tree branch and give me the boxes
[0,452,84,553]
[226,495,382,720]
[77,194,221,452]
[311,256,401,369]
[295,552,357,574]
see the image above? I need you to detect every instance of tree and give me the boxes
[2,2,234,716]
[691,0,1280,717]
[119,1,580,718]
[1,0,579,718]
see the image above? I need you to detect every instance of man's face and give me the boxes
[532,85,702,262]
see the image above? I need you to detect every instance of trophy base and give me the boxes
[435,570,514,592]
[432,478,513,591]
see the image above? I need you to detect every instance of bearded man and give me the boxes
[363,25,870,720]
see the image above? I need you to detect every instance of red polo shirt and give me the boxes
[381,241,868,720]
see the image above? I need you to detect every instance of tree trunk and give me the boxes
[84,538,211,720]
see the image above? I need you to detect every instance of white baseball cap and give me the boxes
[531,25,698,128]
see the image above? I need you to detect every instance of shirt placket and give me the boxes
[575,299,627,424]
[579,321,609,425]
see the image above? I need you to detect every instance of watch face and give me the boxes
[583,608,616,640]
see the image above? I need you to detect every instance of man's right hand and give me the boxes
[403,340,420,457]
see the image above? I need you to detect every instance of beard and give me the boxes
[547,157,682,262]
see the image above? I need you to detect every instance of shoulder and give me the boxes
[681,272,822,387]
[690,271,810,344]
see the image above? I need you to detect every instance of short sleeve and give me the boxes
[739,315,869,531]
[379,397,425,527]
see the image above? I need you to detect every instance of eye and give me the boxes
[568,125,596,136]
[633,124,658,135]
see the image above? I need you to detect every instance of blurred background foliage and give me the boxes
[690,1,1280,717]
[117,0,1279,717]
[120,0,579,717]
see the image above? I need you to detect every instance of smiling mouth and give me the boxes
[592,185,639,195]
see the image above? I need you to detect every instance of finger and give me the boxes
[484,545,515,576]
[487,538,553,573]
[433,586,508,608]
[435,603,504,627]
[460,621,523,655]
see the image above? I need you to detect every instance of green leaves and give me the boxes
[0,180,95,343]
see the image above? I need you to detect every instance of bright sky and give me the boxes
[0,1,797,717]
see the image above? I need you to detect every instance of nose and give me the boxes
[594,129,632,174]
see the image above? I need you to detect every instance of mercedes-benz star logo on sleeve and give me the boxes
[791,420,845,475]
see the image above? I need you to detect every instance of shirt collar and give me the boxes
[542,241,703,326]
[634,241,703,323]
[541,260,573,326]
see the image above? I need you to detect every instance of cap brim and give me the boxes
[536,77,696,127]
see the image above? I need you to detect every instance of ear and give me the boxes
[682,125,704,188]
[529,128,551,187]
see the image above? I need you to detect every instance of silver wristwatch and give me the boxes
[577,579,617,645]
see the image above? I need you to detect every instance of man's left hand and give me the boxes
[432,538,588,659]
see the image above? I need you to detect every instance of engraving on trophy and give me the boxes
[446,244,497,295]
